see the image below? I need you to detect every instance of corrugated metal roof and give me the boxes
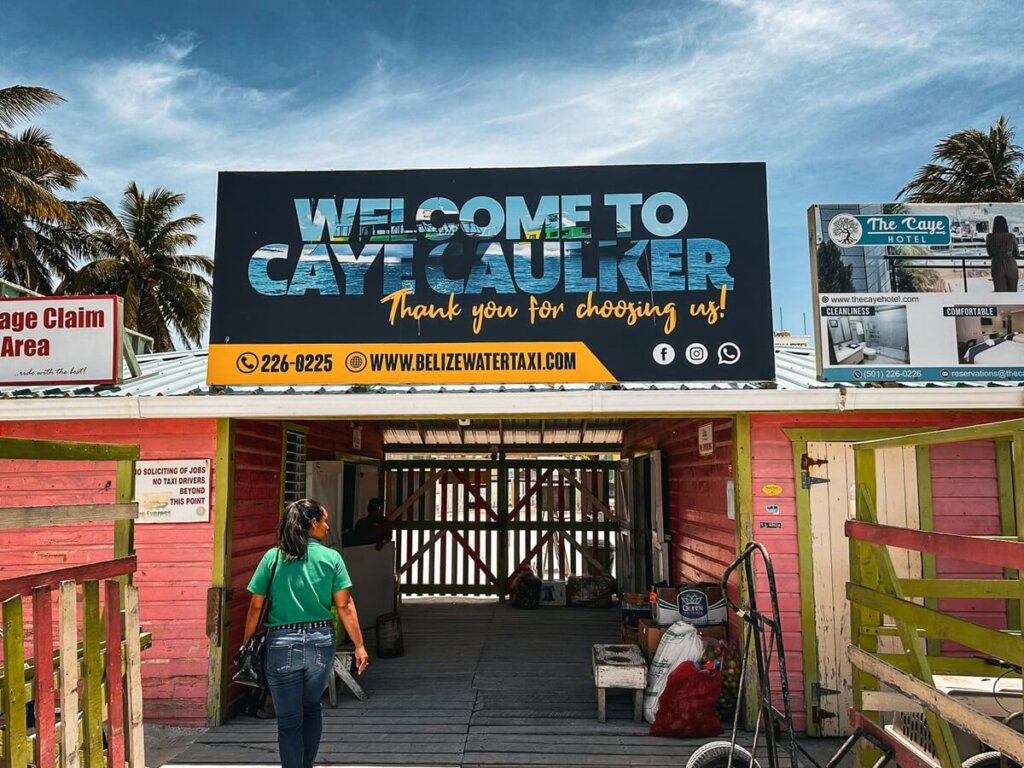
[0,346,1018,399]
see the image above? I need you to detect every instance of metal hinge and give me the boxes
[811,681,841,700]
[800,454,829,489]
[801,471,829,489]
[812,705,837,727]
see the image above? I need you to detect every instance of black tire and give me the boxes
[962,752,1020,768]
[686,741,761,768]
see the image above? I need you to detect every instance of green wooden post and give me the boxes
[731,414,758,730]
[853,446,961,768]
[916,445,940,657]
[81,580,105,768]
[114,458,136,584]
[851,447,882,768]
[209,419,235,726]
[998,439,1020,633]
[2,596,30,768]
[791,439,824,736]
[1012,430,1024,722]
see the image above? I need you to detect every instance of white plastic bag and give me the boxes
[643,620,704,723]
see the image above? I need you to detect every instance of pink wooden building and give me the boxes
[1,346,1019,733]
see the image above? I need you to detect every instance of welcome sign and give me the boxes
[208,165,774,385]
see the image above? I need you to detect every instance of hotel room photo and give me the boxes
[956,305,1024,365]
[826,305,910,366]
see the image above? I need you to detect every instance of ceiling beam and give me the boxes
[414,421,427,445]
[384,443,623,456]
[578,419,588,444]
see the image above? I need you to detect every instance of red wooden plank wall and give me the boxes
[622,417,736,586]
[225,419,382,715]
[0,418,218,727]
[929,439,1007,653]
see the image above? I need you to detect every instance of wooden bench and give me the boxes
[592,643,646,723]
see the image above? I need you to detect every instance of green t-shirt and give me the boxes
[247,540,353,627]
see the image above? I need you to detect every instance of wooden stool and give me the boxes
[592,644,646,723]
[327,650,367,706]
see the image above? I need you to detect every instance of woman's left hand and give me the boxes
[354,645,369,675]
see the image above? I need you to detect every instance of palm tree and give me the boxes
[899,116,1024,202]
[62,183,213,351]
[0,85,90,292]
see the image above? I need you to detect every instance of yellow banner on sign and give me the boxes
[207,342,615,386]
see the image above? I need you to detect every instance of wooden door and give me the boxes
[807,442,920,736]
[385,459,617,597]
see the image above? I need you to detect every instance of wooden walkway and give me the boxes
[173,599,847,767]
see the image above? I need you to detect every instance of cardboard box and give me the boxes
[676,583,728,626]
[652,587,683,625]
[540,580,567,607]
[638,618,667,661]
[638,618,728,661]
[697,623,728,643]
[620,592,652,627]
[620,622,639,646]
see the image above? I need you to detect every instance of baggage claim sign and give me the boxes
[207,165,774,385]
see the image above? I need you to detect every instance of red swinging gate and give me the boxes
[386,460,618,597]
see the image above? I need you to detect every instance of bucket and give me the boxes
[375,612,404,658]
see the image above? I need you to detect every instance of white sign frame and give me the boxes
[135,459,211,524]
[0,295,123,385]
[698,422,715,457]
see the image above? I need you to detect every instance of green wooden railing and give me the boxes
[849,420,1024,768]
[0,437,146,768]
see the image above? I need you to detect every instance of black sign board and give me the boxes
[208,164,774,385]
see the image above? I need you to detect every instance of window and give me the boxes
[283,428,308,503]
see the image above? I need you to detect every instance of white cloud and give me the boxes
[2,0,1023,336]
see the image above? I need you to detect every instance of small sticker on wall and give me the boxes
[758,521,783,530]
[765,504,780,515]
[761,484,783,497]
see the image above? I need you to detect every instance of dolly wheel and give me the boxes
[962,751,1020,768]
[686,741,761,768]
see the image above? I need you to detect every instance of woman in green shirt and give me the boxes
[243,499,369,768]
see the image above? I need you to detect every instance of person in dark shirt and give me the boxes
[352,497,393,549]
[987,215,1020,291]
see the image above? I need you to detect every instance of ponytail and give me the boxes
[277,498,324,561]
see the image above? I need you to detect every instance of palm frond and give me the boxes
[0,86,64,130]
[901,116,1024,202]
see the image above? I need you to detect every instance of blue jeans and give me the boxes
[265,626,335,768]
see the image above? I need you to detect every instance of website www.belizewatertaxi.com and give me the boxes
[207,342,616,385]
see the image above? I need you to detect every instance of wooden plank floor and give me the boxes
[173,599,849,767]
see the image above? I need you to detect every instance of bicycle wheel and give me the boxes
[963,751,1021,768]
[686,741,761,768]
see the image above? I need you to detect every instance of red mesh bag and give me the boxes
[649,661,724,738]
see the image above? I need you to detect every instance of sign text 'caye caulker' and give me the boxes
[208,164,774,385]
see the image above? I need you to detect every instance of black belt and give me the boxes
[269,620,332,632]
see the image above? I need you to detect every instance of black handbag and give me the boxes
[233,550,280,688]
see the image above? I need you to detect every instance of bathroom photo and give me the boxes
[827,305,910,366]
[956,304,1024,364]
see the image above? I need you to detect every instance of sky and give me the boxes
[2,0,1023,341]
